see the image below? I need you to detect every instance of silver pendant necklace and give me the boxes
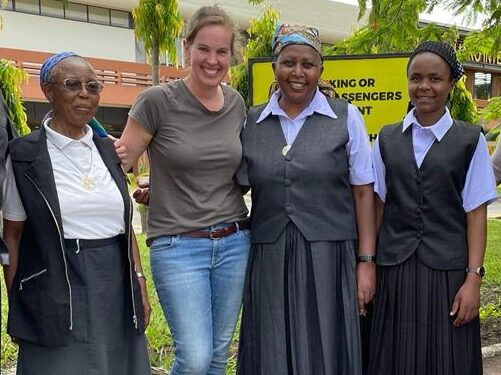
[282,145,291,156]
[48,138,96,191]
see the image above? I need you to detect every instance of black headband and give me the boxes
[410,41,464,82]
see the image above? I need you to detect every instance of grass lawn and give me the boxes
[480,218,501,346]
[2,219,501,372]
[484,219,501,286]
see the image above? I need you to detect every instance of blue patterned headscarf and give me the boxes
[40,52,80,85]
[272,24,322,58]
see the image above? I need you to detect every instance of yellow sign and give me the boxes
[249,54,411,141]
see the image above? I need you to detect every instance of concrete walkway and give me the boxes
[488,199,501,218]
[483,351,501,375]
[3,355,501,374]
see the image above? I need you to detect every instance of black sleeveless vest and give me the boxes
[7,128,144,345]
[377,120,480,269]
[242,98,357,243]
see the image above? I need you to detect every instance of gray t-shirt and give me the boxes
[129,79,248,241]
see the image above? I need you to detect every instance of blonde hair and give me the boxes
[185,5,237,55]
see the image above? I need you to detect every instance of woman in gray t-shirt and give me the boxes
[117,5,250,375]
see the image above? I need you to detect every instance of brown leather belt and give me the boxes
[181,220,250,239]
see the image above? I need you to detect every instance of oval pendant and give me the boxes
[82,175,96,191]
[282,145,291,156]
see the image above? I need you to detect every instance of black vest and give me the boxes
[242,98,357,243]
[377,120,480,269]
[7,128,144,345]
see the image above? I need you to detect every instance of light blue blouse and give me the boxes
[372,108,498,212]
[238,89,374,186]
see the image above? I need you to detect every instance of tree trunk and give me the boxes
[152,46,160,86]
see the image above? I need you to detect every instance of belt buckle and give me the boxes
[209,228,220,240]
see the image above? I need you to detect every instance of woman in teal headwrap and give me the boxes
[237,24,376,375]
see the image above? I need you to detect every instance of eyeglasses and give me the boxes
[48,78,104,95]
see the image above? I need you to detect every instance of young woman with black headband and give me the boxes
[368,41,498,375]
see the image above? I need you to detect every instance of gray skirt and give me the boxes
[16,236,151,375]
[368,254,482,375]
[238,222,362,375]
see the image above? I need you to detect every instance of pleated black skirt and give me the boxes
[237,223,362,375]
[16,236,151,375]
[368,254,483,375]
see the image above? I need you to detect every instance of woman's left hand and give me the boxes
[356,262,376,316]
[137,277,152,329]
[450,275,481,326]
[109,134,128,166]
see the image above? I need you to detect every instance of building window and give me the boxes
[474,72,492,100]
[4,0,14,10]
[88,5,109,25]
[65,2,87,22]
[110,9,130,28]
[14,0,39,14]
[8,0,132,29]
[40,0,63,17]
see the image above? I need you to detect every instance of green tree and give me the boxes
[479,97,501,122]
[0,60,30,135]
[359,0,500,25]
[0,0,30,135]
[356,0,499,60]
[133,0,183,85]
[328,0,458,55]
[230,6,279,107]
[435,0,501,30]
[324,0,496,123]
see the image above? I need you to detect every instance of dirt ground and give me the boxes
[482,317,501,347]
[4,357,501,374]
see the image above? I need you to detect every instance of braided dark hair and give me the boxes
[408,41,464,82]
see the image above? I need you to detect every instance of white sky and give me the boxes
[331,0,485,29]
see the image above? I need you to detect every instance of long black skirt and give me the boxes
[16,236,151,375]
[237,223,362,375]
[368,254,482,375]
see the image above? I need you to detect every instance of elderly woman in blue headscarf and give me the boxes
[236,24,376,375]
[2,52,151,375]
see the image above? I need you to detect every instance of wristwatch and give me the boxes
[466,266,485,277]
[358,255,376,263]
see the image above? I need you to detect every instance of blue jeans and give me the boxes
[150,226,250,375]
